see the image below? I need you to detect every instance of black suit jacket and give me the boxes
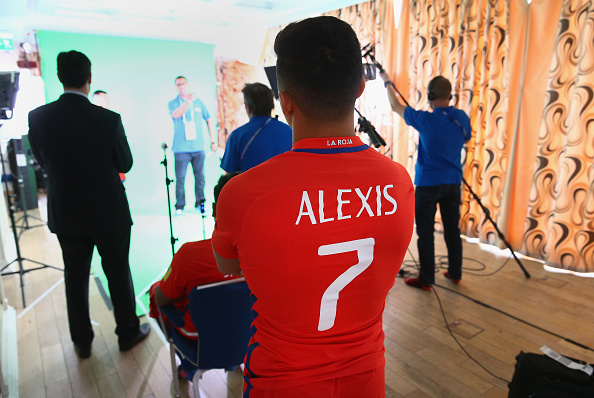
[28,93,133,236]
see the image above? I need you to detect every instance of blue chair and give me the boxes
[158,278,251,397]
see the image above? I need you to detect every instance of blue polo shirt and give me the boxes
[168,96,211,153]
[220,116,292,172]
[404,106,471,186]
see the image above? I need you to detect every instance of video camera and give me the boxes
[356,108,386,148]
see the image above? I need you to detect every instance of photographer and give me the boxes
[380,71,471,290]
[220,83,292,173]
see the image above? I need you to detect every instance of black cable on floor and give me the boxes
[430,285,511,384]
[433,283,594,353]
[400,248,511,383]
[398,246,594,384]
[408,243,594,352]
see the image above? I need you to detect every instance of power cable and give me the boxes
[397,246,594,386]
[430,284,511,384]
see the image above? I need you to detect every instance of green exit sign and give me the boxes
[0,33,15,51]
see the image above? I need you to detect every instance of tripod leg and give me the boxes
[19,259,26,307]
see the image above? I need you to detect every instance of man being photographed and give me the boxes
[168,76,218,216]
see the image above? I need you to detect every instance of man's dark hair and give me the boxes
[427,76,452,100]
[214,172,241,202]
[274,16,363,120]
[242,83,274,117]
[175,76,186,83]
[57,50,91,88]
[93,90,107,96]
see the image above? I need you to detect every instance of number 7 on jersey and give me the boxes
[317,238,375,331]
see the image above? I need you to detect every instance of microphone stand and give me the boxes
[160,144,177,257]
[199,199,206,240]
[367,52,531,278]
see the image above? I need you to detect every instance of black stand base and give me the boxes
[1,258,63,307]
[1,135,62,307]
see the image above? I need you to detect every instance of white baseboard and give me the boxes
[1,302,18,397]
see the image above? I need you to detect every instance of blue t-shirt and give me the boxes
[168,96,211,153]
[220,116,292,172]
[404,106,471,186]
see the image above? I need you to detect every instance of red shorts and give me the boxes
[244,367,385,398]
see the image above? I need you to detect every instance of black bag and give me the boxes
[508,351,594,397]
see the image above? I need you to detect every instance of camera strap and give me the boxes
[240,117,273,163]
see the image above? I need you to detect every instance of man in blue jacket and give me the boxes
[381,72,472,290]
[220,83,292,173]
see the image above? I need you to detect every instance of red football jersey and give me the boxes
[159,239,240,339]
[212,136,415,390]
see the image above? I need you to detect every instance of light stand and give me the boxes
[160,143,178,257]
[364,46,530,279]
[1,123,62,307]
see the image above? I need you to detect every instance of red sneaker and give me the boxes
[404,278,432,291]
[443,271,461,284]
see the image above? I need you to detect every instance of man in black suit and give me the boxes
[28,50,149,359]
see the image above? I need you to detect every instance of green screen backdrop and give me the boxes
[37,30,224,315]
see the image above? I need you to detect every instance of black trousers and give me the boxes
[174,151,205,210]
[57,226,139,347]
[415,184,463,285]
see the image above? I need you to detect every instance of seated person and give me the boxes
[149,172,241,378]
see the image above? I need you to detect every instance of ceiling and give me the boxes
[1,0,363,60]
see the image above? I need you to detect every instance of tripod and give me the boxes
[1,126,62,307]
[160,143,178,257]
[363,47,531,279]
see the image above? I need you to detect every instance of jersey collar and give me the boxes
[292,136,369,154]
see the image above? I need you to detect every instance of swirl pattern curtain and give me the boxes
[522,0,594,272]
[383,0,593,272]
[406,0,511,243]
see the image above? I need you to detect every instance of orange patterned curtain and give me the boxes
[522,0,594,272]
[215,58,252,147]
[406,0,511,244]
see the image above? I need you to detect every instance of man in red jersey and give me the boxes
[212,16,415,398]
[149,173,241,377]
[150,172,241,336]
